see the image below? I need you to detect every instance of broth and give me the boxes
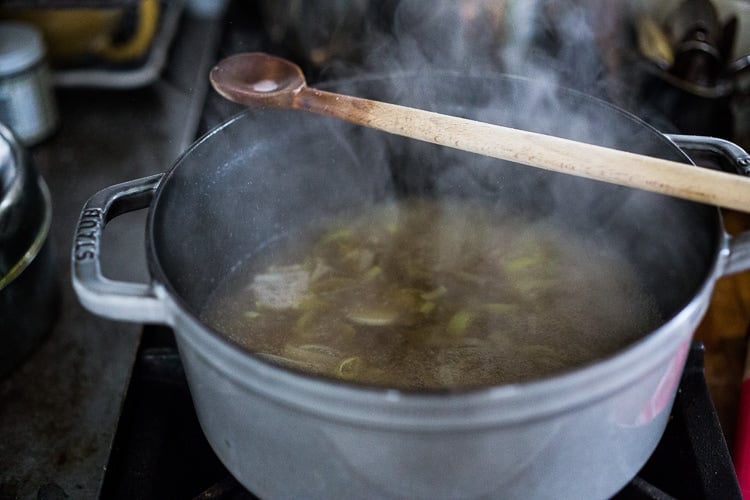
[201,198,663,390]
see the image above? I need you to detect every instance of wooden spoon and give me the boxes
[209,52,750,212]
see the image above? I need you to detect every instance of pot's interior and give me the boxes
[150,74,720,366]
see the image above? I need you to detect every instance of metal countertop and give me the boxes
[0,12,230,499]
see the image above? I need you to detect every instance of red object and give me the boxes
[734,347,750,498]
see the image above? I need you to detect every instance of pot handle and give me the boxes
[72,174,171,325]
[666,134,750,276]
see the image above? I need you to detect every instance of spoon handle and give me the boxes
[295,87,750,212]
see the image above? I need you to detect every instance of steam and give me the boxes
[301,0,707,319]
[308,1,616,99]
[190,2,712,328]
[293,1,639,211]
[303,0,643,170]
[307,0,633,190]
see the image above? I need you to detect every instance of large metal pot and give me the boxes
[0,123,58,378]
[73,74,750,499]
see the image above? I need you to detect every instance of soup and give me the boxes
[201,198,662,390]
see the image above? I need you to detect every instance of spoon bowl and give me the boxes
[209,53,306,108]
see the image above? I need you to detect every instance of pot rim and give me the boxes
[0,124,52,291]
[146,74,723,429]
[0,178,52,291]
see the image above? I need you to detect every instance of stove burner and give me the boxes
[100,328,739,499]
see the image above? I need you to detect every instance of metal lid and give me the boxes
[0,123,51,290]
[0,21,45,76]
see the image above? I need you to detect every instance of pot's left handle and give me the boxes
[72,174,171,325]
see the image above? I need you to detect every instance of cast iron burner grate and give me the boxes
[100,329,740,499]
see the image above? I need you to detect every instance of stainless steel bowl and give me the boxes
[0,122,59,377]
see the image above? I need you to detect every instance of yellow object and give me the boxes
[2,0,159,64]
[635,14,674,69]
[101,0,159,62]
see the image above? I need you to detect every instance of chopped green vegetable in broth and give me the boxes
[201,198,662,390]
